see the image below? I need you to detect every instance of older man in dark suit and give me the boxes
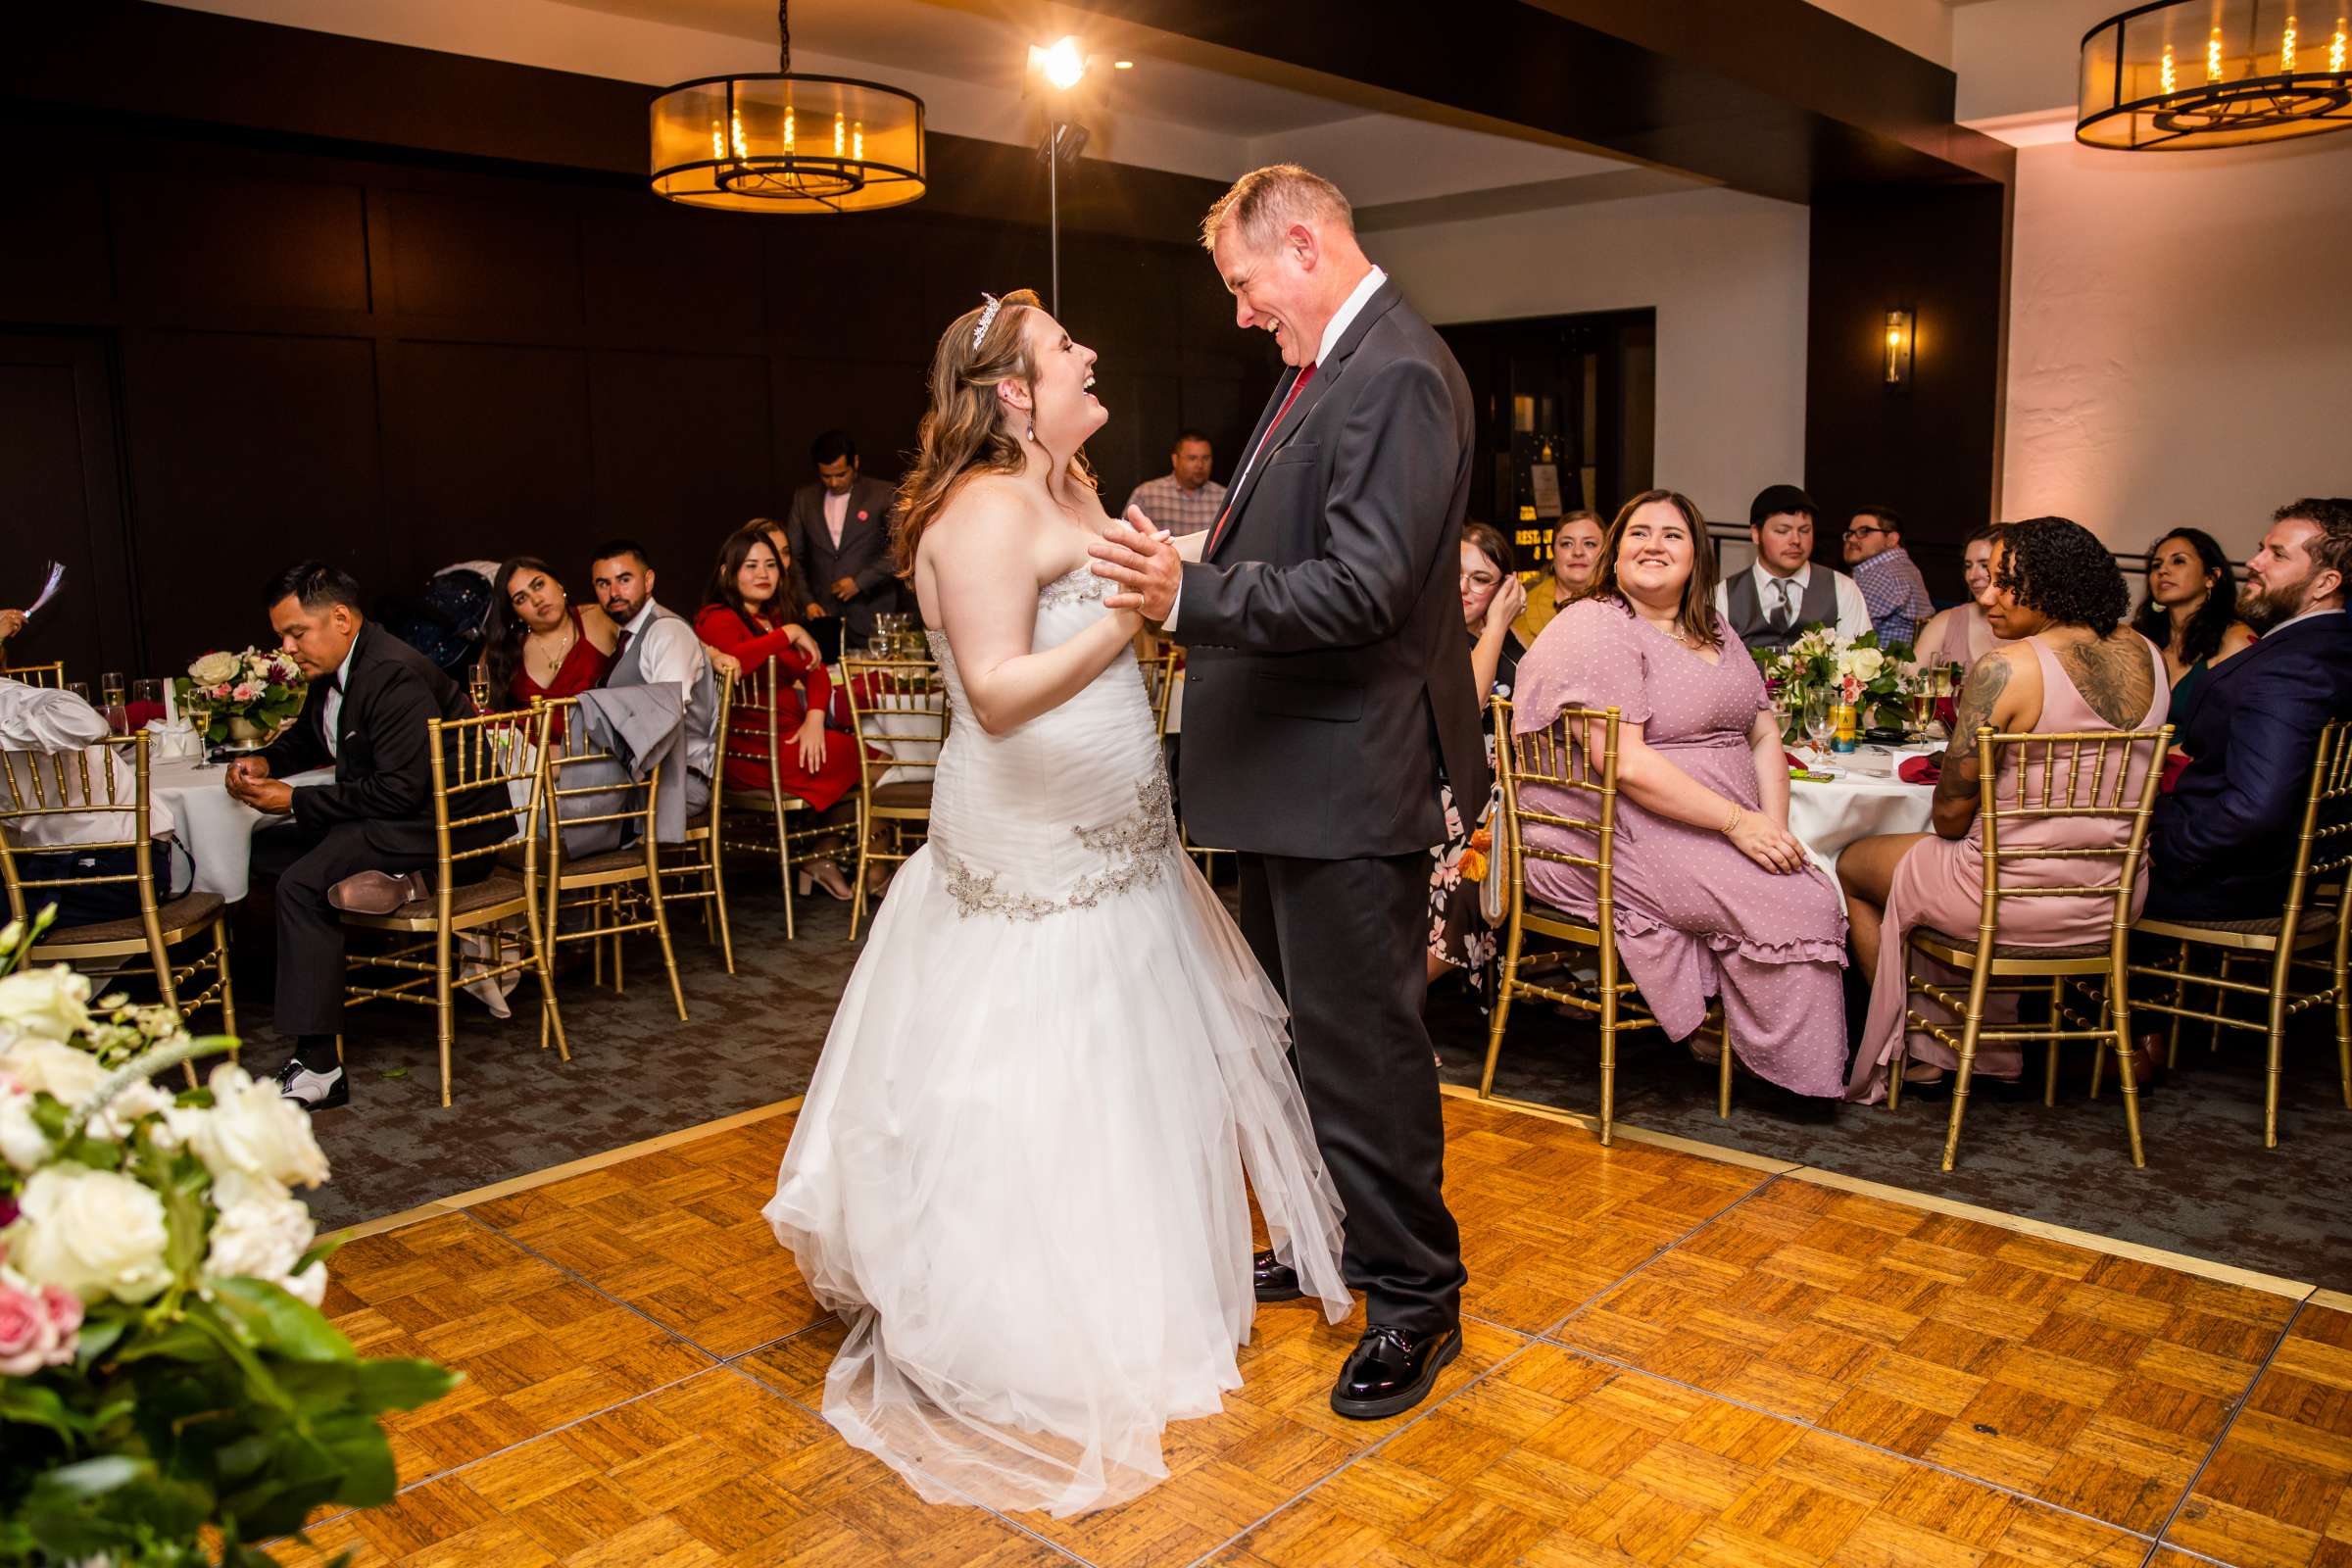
[787,428,904,647]
[2147,498,2352,922]
[229,562,511,1110]
[1092,163,1477,1422]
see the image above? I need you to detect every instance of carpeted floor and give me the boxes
[233,869,2352,1290]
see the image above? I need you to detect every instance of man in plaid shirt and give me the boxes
[1842,504,1936,649]
[1123,428,1226,537]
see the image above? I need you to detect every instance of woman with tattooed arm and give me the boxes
[1837,518,2169,1099]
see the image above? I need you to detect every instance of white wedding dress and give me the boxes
[763,564,1350,1517]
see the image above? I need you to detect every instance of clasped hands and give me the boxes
[223,757,294,814]
[1088,506,1182,622]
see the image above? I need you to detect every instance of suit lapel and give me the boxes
[1209,280,1404,564]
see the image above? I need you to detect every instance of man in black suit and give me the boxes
[1093,164,1477,1421]
[2146,498,2352,922]
[229,562,511,1110]
[787,428,903,651]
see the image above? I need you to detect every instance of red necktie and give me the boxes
[1208,362,1316,555]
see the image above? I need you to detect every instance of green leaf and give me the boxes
[0,1379,84,1441]
[73,1314,130,1366]
[356,1357,462,1413]
[31,1452,148,1499]
[211,1277,356,1363]
[377,1066,409,1080]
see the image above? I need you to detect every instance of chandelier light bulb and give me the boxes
[2284,15,2299,72]
[2161,42,2178,92]
[2333,16,2347,72]
[1042,36,1087,90]
[785,107,795,151]
[834,112,845,157]
[2208,25,2225,80]
[710,121,725,160]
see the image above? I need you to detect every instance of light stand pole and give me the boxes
[1038,120,1087,318]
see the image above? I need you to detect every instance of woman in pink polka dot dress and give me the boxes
[1510,490,1850,1098]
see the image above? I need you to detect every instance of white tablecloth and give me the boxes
[1786,746,1938,871]
[150,759,334,903]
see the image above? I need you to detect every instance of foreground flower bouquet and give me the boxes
[0,911,458,1567]
[1758,627,1918,739]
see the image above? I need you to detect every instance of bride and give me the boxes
[762,289,1349,1517]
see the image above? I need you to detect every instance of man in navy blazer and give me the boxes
[2146,498,2352,922]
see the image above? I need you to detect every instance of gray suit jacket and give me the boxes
[1174,279,1484,859]
[787,473,904,638]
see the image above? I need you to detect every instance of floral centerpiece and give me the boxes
[0,910,456,1568]
[172,650,305,748]
[1757,627,1918,739]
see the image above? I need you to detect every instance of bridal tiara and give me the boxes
[972,292,1003,351]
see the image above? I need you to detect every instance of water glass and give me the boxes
[133,677,164,710]
[66,680,93,707]
[1802,690,1835,754]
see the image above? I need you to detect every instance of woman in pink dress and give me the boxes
[1839,517,2168,1099]
[1512,490,1849,1098]
[1911,526,2005,669]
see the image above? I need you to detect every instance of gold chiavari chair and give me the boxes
[842,655,946,942]
[537,696,689,1021]
[0,732,234,1049]
[337,706,563,1108]
[1152,644,1230,883]
[2,662,66,690]
[2127,719,2351,1148]
[1886,722,2173,1170]
[1482,699,1730,1145]
[716,659,841,943]
[657,665,734,971]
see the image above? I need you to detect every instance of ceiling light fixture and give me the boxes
[650,0,926,212]
[2079,1,2352,150]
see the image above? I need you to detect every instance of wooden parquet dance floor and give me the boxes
[274,1093,2344,1568]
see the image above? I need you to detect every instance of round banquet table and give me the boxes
[149,759,334,903]
[1785,745,1939,872]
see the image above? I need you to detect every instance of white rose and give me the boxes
[86,1077,174,1143]
[7,1164,173,1303]
[188,651,241,686]
[0,967,93,1042]
[282,1260,327,1307]
[191,1065,329,1189]
[1849,648,1886,682]
[0,1080,49,1171]
[0,1034,106,1102]
[203,1170,318,1291]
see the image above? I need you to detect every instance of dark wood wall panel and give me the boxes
[120,331,384,665]
[0,339,135,680]
[113,173,369,316]
[0,121,1274,678]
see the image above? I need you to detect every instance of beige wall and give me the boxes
[2001,131,2352,559]
[1374,188,1811,526]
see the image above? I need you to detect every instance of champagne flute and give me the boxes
[101,669,128,735]
[67,679,93,707]
[466,661,491,714]
[1908,677,1935,735]
[181,687,217,768]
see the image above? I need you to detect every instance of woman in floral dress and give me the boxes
[1427,523,1528,1003]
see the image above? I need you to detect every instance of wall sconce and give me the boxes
[1884,307,1914,389]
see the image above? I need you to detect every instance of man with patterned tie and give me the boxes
[1090,164,1478,1423]
[1713,483,1872,654]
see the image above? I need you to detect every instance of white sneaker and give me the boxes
[273,1060,349,1111]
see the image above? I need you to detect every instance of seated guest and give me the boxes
[1839,518,2167,1097]
[228,563,514,1111]
[2131,526,2256,735]
[1912,526,2008,669]
[1513,509,1604,647]
[1123,427,1227,538]
[589,540,717,818]
[788,429,905,644]
[0,608,25,648]
[480,557,618,718]
[1713,484,1871,653]
[1843,504,1936,649]
[695,522,865,902]
[2146,498,2352,923]
[1429,523,1528,990]
[0,675,189,923]
[1513,490,1849,1098]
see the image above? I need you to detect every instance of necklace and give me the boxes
[527,616,578,682]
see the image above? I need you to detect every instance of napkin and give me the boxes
[2158,749,2190,795]
[145,718,202,762]
[1898,754,1941,785]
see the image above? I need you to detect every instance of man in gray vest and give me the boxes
[1712,483,1871,653]
[589,539,717,817]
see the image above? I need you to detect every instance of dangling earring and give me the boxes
[1026,421,1037,444]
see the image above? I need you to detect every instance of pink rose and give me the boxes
[231,682,260,703]
[0,1272,78,1375]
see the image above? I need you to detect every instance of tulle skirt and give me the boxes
[763,841,1349,1517]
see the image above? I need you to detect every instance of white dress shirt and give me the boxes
[1165,266,1389,632]
[1711,561,1872,643]
[621,601,717,776]
[318,641,358,760]
[0,678,173,845]
[823,488,852,550]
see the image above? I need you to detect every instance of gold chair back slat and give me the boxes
[1,662,66,690]
[0,734,154,911]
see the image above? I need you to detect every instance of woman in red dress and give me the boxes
[697,522,865,901]
[482,557,618,726]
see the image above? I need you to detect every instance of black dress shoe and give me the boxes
[1252,1249,1304,1303]
[1331,1323,1462,1420]
[273,1059,349,1112]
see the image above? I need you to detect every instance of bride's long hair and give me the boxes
[892,288,1097,576]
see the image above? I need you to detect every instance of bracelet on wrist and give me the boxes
[1722,805,1742,835]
